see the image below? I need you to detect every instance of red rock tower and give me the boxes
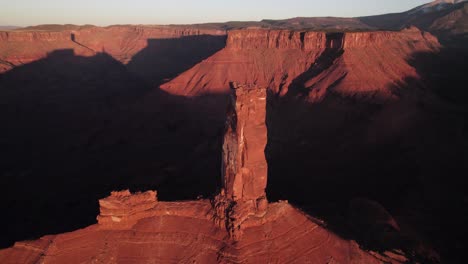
[222,82,268,201]
[215,82,269,239]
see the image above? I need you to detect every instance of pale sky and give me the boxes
[0,0,431,27]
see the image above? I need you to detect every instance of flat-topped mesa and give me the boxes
[0,26,226,42]
[97,190,158,229]
[214,82,269,240]
[94,25,226,37]
[0,31,73,42]
[225,27,438,51]
[342,27,440,49]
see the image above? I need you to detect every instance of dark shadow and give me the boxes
[0,46,228,248]
[266,38,468,263]
[399,37,468,264]
[126,35,226,85]
[0,49,147,247]
[70,33,96,53]
[286,33,344,96]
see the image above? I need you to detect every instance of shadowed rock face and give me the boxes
[0,81,401,264]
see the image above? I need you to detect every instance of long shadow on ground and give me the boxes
[265,39,468,263]
[0,37,227,248]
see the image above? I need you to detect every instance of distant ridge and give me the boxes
[6,0,467,40]
[0,26,20,31]
[409,0,467,14]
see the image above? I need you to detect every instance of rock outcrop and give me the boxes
[0,195,404,264]
[221,83,268,201]
[214,83,269,239]
[0,31,72,42]
[342,27,439,48]
[226,29,327,50]
[97,190,158,229]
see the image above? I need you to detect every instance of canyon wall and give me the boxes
[0,31,72,42]
[161,27,440,99]
[342,27,439,48]
[2,26,440,100]
[226,29,327,50]
[0,26,226,73]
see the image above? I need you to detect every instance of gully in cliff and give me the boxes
[213,81,269,240]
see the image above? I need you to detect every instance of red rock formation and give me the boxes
[0,195,404,263]
[0,26,226,73]
[71,26,225,64]
[161,29,327,96]
[161,27,440,100]
[214,83,269,239]
[0,31,72,42]
[221,83,268,201]
[97,190,158,229]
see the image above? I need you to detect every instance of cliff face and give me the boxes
[225,27,439,50]
[0,26,226,72]
[161,27,440,99]
[342,27,439,48]
[226,29,327,50]
[214,83,269,240]
[160,30,326,96]
[0,31,72,42]
[0,27,224,43]
[2,26,439,99]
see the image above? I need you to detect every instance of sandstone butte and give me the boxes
[0,26,441,263]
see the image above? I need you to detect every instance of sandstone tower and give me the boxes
[214,82,269,239]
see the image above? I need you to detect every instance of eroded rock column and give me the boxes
[214,82,268,240]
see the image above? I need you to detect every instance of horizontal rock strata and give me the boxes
[162,27,440,99]
[0,194,404,263]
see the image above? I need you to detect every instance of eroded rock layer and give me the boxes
[0,191,403,264]
[0,26,226,73]
[161,27,440,99]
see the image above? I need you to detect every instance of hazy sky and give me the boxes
[1,0,431,26]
